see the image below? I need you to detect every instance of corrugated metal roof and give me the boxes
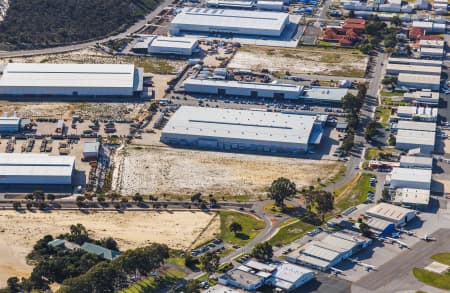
[391,167,432,183]
[399,155,433,167]
[396,129,435,146]
[0,153,75,177]
[183,78,303,93]
[80,242,120,260]
[0,117,20,126]
[367,203,415,221]
[272,263,312,283]
[151,36,198,49]
[162,106,315,145]
[172,7,288,31]
[0,63,135,88]
[397,73,441,85]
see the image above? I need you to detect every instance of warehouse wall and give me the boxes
[161,132,308,154]
[0,175,72,185]
[0,86,134,96]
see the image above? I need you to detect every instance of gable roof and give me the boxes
[80,242,120,260]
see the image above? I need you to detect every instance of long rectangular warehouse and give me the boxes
[396,129,435,154]
[0,63,143,96]
[161,106,322,155]
[183,78,304,99]
[397,73,440,91]
[386,63,441,76]
[170,8,289,37]
[387,57,442,67]
[0,153,75,185]
[148,36,199,56]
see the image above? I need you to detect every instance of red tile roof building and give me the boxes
[321,19,366,46]
[409,27,444,41]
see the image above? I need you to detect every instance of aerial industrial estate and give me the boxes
[0,0,449,292]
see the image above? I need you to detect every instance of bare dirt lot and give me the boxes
[228,46,368,78]
[115,143,343,198]
[0,210,219,286]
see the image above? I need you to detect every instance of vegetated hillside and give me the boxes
[0,0,160,49]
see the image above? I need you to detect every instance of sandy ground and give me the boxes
[0,210,219,287]
[228,46,368,77]
[116,144,342,198]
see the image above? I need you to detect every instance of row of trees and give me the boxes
[358,15,402,54]
[340,83,368,154]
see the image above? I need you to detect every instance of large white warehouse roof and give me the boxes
[162,106,315,145]
[390,167,432,185]
[0,63,134,88]
[0,153,75,184]
[0,63,143,96]
[171,7,288,36]
[366,203,416,223]
[183,78,303,95]
[397,120,436,132]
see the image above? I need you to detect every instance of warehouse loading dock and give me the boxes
[161,106,323,155]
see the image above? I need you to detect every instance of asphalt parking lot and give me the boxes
[296,273,350,293]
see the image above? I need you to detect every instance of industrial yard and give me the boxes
[0,210,219,286]
[228,46,369,77]
[114,143,343,198]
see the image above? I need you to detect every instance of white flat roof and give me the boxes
[150,36,197,49]
[397,120,436,132]
[303,87,348,102]
[397,188,430,205]
[391,167,432,184]
[172,7,288,31]
[0,153,75,177]
[419,39,445,48]
[244,260,276,272]
[0,63,135,89]
[388,57,443,66]
[400,155,433,167]
[273,263,312,283]
[386,63,441,74]
[296,254,331,268]
[301,242,341,261]
[420,47,444,54]
[398,73,441,85]
[0,117,20,125]
[319,234,357,252]
[184,78,303,93]
[366,203,415,222]
[396,129,436,147]
[397,106,438,118]
[163,106,315,145]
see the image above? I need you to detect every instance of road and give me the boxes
[0,0,174,58]
[326,50,387,192]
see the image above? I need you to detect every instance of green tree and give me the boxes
[388,134,396,146]
[67,224,89,245]
[101,237,119,251]
[184,279,200,293]
[314,191,334,222]
[6,276,21,293]
[200,252,220,273]
[359,222,372,237]
[191,192,202,202]
[251,242,273,261]
[229,222,243,236]
[365,121,378,142]
[268,177,296,207]
[46,194,56,201]
[132,194,143,203]
[13,202,21,210]
[33,190,45,202]
[391,15,402,27]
